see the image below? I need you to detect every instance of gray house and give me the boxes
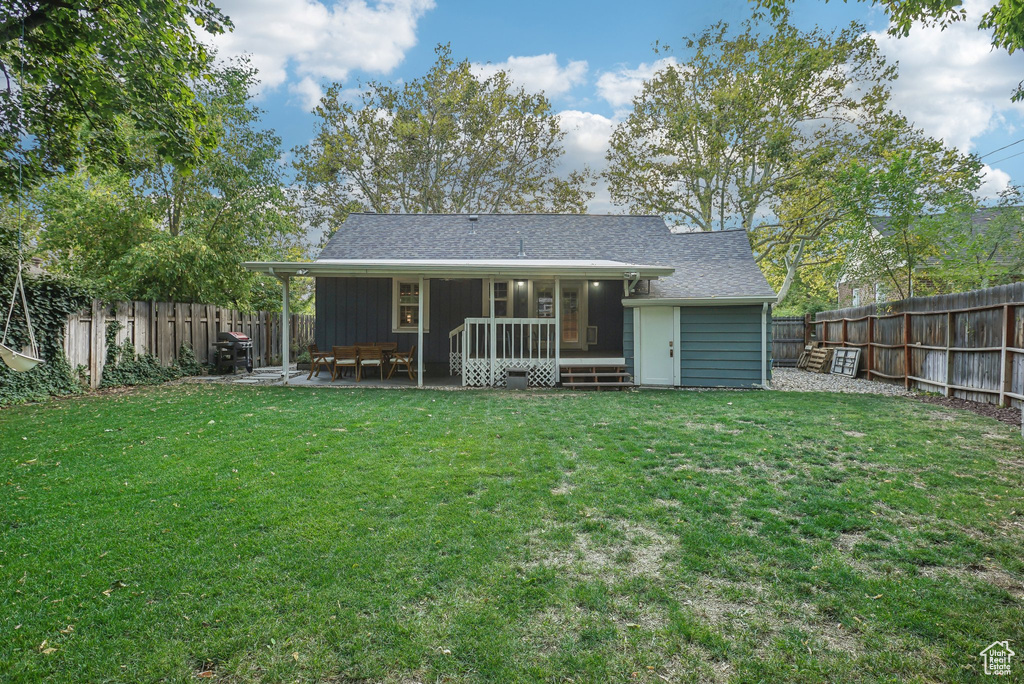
[245,213,776,388]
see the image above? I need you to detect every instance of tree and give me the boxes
[295,44,594,240]
[605,17,897,302]
[912,186,1024,293]
[37,61,306,309]
[833,142,981,299]
[753,0,1024,99]
[0,1,231,199]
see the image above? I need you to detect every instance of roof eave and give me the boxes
[244,261,675,279]
[622,295,777,307]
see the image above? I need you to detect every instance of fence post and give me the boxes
[803,313,812,347]
[903,312,911,390]
[842,318,848,348]
[1000,304,1012,407]
[866,316,874,381]
[89,299,104,389]
[945,311,954,398]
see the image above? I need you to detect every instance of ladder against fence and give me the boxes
[63,300,314,388]
[814,283,1024,407]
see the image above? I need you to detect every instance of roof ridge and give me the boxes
[346,212,667,218]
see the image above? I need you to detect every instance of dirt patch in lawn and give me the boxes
[527,520,673,579]
[920,564,1024,598]
[682,577,862,656]
[914,395,1022,426]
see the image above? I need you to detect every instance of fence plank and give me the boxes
[57,299,313,386]
[816,284,1024,407]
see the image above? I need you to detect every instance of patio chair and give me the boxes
[386,345,416,381]
[331,346,359,380]
[356,345,385,381]
[307,344,332,380]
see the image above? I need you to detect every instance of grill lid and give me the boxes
[218,331,250,342]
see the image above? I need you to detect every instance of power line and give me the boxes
[988,148,1024,165]
[979,136,1024,159]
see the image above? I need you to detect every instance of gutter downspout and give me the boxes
[761,301,769,389]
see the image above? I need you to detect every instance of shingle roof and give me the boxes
[642,230,777,300]
[317,213,776,300]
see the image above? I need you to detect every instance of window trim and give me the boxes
[392,278,430,333]
[481,279,513,318]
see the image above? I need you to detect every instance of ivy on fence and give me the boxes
[0,248,91,406]
[100,321,205,388]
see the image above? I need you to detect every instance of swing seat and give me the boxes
[0,342,42,372]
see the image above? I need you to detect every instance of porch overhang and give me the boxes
[244,259,674,280]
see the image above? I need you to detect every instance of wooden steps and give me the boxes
[560,364,634,390]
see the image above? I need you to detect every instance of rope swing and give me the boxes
[0,17,43,372]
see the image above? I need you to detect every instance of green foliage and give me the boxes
[834,144,981,299]
[924,187,1024,292]
[35,60,306,309]
[295,44,595,241]
[755,0,1024,99]
[0,0,232,198]
[99,321,204,388]
[606,15,898,303]
[0,243,91,405]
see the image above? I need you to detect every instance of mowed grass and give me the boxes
[1,384,1023,683]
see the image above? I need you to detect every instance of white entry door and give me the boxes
[639,307,676,386]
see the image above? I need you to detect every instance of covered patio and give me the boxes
[242,259,672,388]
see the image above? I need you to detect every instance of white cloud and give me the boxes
[558,110,616,167]
[289,76,324,111]
[472,54,588,98]
[870,0,1024,153]
[979,163,1013,198]
[595,57,677,110]
[557,110,618,213]
[207,0,434,108]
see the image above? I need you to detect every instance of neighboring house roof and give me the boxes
[313,213,776,301]
[869,206,1024,269]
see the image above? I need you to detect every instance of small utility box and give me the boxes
[506,367,529,390]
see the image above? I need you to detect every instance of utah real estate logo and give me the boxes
[981,641,1015,676]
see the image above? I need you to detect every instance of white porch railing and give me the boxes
[449,317,557,387]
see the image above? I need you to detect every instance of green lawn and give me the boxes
[1,385,1023,682]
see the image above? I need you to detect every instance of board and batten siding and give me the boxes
[678,305,771,387]
[315,277,483,365]
[622,308,634,378]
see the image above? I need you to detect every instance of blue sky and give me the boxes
[207,0,1024,210]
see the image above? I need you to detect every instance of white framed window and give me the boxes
[482,280,513,317]
[852,287,861,307]
[534,281,555,318]
[392,278,430,333]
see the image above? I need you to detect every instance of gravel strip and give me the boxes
[771,367,914,396]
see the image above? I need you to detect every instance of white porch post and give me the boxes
[488,277,496,386]
[417,275,424,387]
[554,276,561,384]
[281,275,290,384]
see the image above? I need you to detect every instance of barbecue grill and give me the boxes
[214,331,253,374]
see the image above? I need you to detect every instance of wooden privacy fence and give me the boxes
[815,283,1024,407]
[772,315,813,367]
[64,300,315,388]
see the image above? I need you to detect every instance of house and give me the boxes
[244,214,777,388]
